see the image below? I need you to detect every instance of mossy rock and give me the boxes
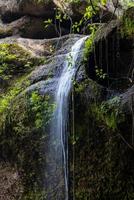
[0,43,44,90]
[0,89,55,198]
[69,78,134,199]
[120,7,134,38]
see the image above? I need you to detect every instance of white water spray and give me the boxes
[47,36,88,200]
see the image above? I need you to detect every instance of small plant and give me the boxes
[67,53,73,68]
[84,25,97,61]
[72,22,81,33]
[95,66,107,80]
[0,43,41,82]
[84,5,96,20]
[30,92,56,129]
[92,96,124,131]
[120,17,134,38]
[44,19,53,28]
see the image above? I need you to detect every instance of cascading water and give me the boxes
[46,36,88,200]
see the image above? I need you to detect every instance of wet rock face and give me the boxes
[67,7,134,200]
[0,34,83,199]
[0,34,82,98]
[69,70,134,199]
[0,1,133,199]
[87,18,134,91]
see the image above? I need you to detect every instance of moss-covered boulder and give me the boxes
[0,42,43,92]
[0,0,55,22]
[68,77,134,200]
[0,90,54,199]
[0,34,83,199]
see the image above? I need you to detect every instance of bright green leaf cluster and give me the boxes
[30,92,56,129]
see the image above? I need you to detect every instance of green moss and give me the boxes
[74,78,101,100]
[74,79,89,93]
[0,43,44,83]
[69,92,134,199]
[91,96,124,131]
[0,42,46,124]
[0,41,51,197]
[84,25,96,61]
[0,75,30,128]
[0,88,55,198]
[120,7,134,38]
[120,17,134,38]
[22,189,47,200]
[2,89,55,135]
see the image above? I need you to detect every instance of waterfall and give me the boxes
[46,36,88,199]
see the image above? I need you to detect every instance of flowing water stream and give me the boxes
[46,36,88,199]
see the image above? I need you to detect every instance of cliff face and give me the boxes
[0,1,134,200]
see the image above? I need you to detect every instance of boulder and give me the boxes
[0,15,70,39]
[53,0,88,18]
[0,34,84,199]
[0,39,44,92]
[99,0,134,22]
[0,0,55,22]
[0,0,91,21]
[0,34,80,57]
[0,16,32,38]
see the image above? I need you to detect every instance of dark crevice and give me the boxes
[86,30,134,91]
[1,13,23,23]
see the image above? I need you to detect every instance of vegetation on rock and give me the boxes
[0,0,134,199]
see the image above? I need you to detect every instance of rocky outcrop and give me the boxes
[87,14,134,90]
[0,41,44,93]
[1,0,132,22]
[0,0,70,39]
[0,34,82,99]
[67,6,134,199]
[100,0,134,21]
[0,16,70,39]
[69,71,134,200]
[0,1,133,199]
[0,34,83,199]
[0,0,132,40]
[0,0,89,20]
[53,0,89,18]
[0,0,55,21]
